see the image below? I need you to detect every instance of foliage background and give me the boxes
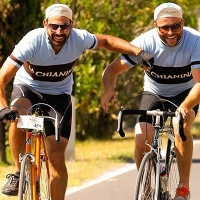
[66,0,200,140]
[0,0,200,161]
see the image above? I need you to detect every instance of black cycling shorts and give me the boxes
[138,89,199,125]
[11,83,72,139]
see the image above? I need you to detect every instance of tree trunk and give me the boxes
[0,123,8,163]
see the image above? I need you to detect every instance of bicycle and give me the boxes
[117,94,186,200]
[0,103,60,200]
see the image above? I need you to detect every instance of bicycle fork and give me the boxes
[19,132,42,200]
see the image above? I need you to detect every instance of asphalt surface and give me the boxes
[65,139,200,200]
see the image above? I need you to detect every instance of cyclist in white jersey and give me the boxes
[0,3,153,200]
[101,3,200,200]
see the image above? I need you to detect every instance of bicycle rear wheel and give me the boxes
[39,152,51,200]
[18,154,33,200]
[134,151,159,200]
[163,139,179,199]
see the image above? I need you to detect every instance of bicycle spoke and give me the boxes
[165,146,179,199]
[37,136,51,200]
[39,153,51,200]
[134,152,157,200]
[18,155,32,200]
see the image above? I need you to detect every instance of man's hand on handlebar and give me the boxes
[0,108,19,123]
[137,50,154,70]
[176,105,193,124]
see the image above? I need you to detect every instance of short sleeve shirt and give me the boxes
[120,27,200,97]
[8,28,98,95]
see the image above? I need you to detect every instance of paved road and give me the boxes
[65,139,200,200]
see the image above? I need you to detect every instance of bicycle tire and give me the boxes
[18,154,33,200]
[39,152,51,200]
[134,151,160,200]
[163,139,179,199]
[37,134,51,200]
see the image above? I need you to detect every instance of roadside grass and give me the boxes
[67,132,135,187]
[0,132,135,200]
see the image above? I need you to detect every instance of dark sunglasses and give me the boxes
[157,22,183,34]
[48,23,71,31]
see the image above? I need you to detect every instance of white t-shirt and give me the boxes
[8,28,98,95]
[120,27,200,97]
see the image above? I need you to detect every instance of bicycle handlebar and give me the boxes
[117,108,186,141]
[0,106,60,142]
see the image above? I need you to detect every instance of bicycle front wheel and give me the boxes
[134,151,159,200]
[163,139,179,199]
[18,154,33,200]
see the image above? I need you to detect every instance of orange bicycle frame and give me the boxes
[25,130,50,200]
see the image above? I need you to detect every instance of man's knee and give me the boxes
[11,97,32,114]
[48,151,65,165]
[184,109,195,135]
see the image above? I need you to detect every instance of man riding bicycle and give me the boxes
[0,3,152,200]
[101,3,200,199]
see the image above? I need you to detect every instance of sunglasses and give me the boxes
[48,23,71,31]
[157,22,183,34]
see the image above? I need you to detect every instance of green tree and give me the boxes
[69,0,200,139]
[0,0,44,163]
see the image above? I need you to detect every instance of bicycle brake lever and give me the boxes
[177,113,187,141]
[117,108,125,138]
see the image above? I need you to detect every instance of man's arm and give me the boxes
[101,57,129,112]
[181,68,200,109]
[181,82,200,110]
[0,59,18,108]
[95,34,142,55]
[95,34,154,69]
[178,68,200,120]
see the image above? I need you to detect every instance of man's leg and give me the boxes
[174,110,195,186]
[134,122,154,169]
[1,98,32,196]
[1,123,25,196]
[9,98,32,169]
[46,136,68,200]
[173,109,195,200]
[9,124,25,169]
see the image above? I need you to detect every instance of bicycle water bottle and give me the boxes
[160,164,168,193]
